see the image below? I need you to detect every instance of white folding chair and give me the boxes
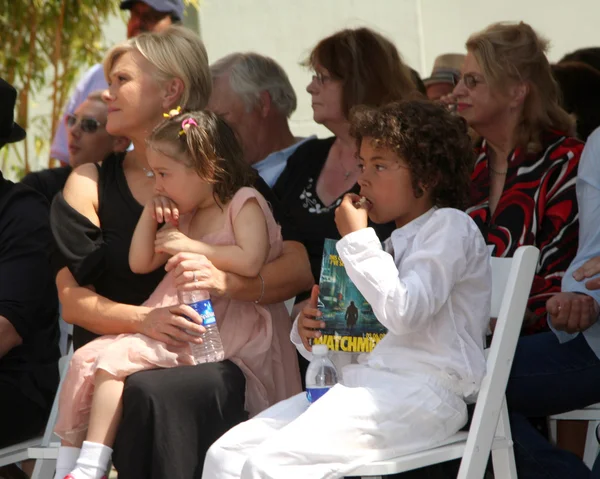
[548,404,600,468]
[352,245,539,479]
[0,344,73,479]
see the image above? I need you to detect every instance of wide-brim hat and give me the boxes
[0,78,26,144]
[423,53,466,87]
[119,0,184,21]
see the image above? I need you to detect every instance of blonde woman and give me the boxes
[444,21,586,478]
[446,22,582,334]
[51,26,312,479]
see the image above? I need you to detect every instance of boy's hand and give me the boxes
[335,194,369,237]
[155,224,192,255]
[148,195,179,226]
[298,285,325,352]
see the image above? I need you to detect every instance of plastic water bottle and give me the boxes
[306,344,338,404]
[178,290,224,363]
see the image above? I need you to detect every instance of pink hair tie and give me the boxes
[179,118,198,136]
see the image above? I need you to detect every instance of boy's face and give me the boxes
[357,138,434,229]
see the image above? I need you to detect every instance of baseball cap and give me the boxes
[423,53,466,87]
[0,78,26,144]
[120,0,185,21]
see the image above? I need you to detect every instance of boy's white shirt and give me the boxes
[291,207,491,401]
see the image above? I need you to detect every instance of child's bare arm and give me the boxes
[185,199,270,277]
[129,197,174,274]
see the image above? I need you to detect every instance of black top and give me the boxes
[0,170,60,411]
[51,153,300,349]
[273,137,396,285]
[21,165,72,204]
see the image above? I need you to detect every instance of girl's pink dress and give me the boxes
[54,187,302,444]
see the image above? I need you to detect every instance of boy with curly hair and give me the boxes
[202,100,492,479]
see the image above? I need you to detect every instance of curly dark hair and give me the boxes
[349,100,474,210]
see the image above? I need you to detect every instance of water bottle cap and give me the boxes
[312,344,329,356]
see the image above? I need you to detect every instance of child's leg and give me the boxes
[67,369,124,479]
[202,392,309,479]
[86,369,125,446]
[240,368,468,479]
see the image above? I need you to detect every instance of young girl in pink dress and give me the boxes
[53,110,301,479]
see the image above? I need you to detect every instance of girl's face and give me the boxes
[306,64,346,126]
[147,142,215,214]
[357,138,433,229]
[103,50,168,140]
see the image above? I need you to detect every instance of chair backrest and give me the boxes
[458,245,539,478]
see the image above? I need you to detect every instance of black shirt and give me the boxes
[50,154,301,349]
[21,165,72,204]
[0,170,60,411]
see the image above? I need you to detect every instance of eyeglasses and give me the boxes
[65,114,104,133]
[461,73,486,90]
[312,71,333,86]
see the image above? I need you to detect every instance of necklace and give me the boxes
[489,164,508,175]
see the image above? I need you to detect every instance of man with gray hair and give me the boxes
[208,52,315,187]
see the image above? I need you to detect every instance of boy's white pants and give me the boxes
[202,365,468,479]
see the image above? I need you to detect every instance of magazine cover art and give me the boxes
[312,239,387,353]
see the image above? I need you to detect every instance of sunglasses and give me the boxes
[65,114,103,133]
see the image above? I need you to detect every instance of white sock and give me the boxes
[67,441,113,479]
[53,446,81,479]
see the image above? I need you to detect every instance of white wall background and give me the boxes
[16,0,600,176]
[199,0,600,138]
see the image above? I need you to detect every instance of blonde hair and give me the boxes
[466,22,575,151]
[147,111,256,205]
[103,26,211,110]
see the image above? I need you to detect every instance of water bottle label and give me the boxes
[188,299,216,326]
[306,387,330,403]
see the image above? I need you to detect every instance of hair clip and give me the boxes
[179,118,198,136]
[163,106,182,119]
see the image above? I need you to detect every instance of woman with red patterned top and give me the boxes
[446,21,582,334]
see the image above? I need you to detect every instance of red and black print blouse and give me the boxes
[468,130,583,333]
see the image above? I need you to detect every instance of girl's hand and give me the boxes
[155,224,193,255]
[165,252,228,297]
[148,195,179,226]
[298,285,325,352]
[335,193,369,237]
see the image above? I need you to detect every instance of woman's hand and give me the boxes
[438,92,458,113]
[148,195,179,226]
[165,252,228,297]
[546,292,600,333]
[140,303,206,346]
[335,194,369,237]
[298,285,325,352]
[573,257,600,290]
[155,224,194,256]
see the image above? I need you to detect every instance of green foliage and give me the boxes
[1,0,200,178]
[0,0,120,176]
